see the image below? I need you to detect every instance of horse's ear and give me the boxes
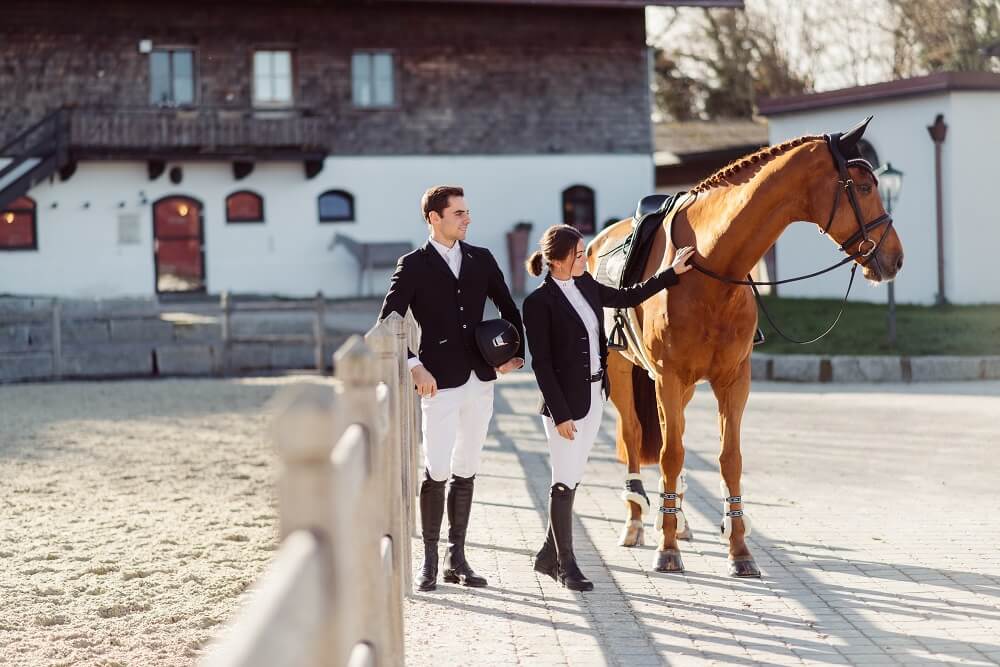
[838,116,873,157]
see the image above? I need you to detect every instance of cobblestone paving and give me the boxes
[405,376,1000,666]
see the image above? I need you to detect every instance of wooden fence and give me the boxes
[201,311,421,667]
[220,291,328,374]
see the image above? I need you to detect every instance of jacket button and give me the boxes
[460,307,464,311]
[462,324,467,329]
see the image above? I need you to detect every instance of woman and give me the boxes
[523,224,694,591]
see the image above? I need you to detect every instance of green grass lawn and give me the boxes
[754,296,1000,356]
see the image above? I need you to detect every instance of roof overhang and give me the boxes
[759,71,1000,117]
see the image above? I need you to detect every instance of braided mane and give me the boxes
[690,135,825,193]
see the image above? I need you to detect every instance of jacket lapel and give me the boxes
[544,273,586,331]
[457,240,474,283]
[575,273,603,323]
[423,240,457,282]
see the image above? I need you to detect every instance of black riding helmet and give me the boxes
[474,318,520,368]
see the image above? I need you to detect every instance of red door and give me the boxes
[153,196,205,293]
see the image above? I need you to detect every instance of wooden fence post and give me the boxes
[404,313,421,535]
[269,382,343,665]
[365,316,407,658]
[333,337,394,664]
[220,291,232,375]
[314,291,325,374]
[51,299,62,380]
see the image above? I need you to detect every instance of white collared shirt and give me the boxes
[429,235,462,279]
[408,236,463,370]
[553,275,601,374]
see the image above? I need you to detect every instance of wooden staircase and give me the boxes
[0,109,70,211]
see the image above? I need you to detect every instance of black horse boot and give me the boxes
[417,471,446,592]
[533,523,557,581]
[442,473,488,587]
[550,482,594,592]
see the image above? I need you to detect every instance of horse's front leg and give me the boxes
[652,373,691,573]
[711,360,760,578]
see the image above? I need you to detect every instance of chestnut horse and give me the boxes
[586,118,904,577]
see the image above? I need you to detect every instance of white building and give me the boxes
[759,71,1000,305]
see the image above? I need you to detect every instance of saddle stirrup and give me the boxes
[653,472,687,534]
[720,479,753,541]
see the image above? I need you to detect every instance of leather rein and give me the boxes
[679,134,896,345]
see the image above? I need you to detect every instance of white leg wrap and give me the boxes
[621,473,650,516]
[654,476,686,534]
[720,479,752,541]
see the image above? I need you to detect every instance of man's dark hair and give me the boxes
[421,185,464,223]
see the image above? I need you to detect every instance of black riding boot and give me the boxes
[442,473,488,587]
[417,471,446,592]
[534,523,558,581]
[550,483,594,592]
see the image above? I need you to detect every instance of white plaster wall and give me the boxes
[944,91,1000,304]
[0,154,653,300]
[765,95,955,305]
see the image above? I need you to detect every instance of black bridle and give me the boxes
[680,133,896,345]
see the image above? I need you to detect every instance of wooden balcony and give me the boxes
[66,107,329,160]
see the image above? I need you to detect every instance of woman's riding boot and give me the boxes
[534,523,558,581]
[442,474,488,587]
[550,482,594,592]
[417,471,446,592]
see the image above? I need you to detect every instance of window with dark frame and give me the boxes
[318,190,355,223]
[253,50,293,107]
[0,196,38,251]
[351,52,395,107]
[562,185,595,235]
[226,191,265,223]
[150,49,195,106]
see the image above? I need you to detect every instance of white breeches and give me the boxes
[420,371,495,482]
[543,382,606,488]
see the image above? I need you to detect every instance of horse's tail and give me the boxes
[632,364,663,465]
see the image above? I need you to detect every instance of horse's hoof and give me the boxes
[728,556,760,578]
[676,525,693,541]
[618,520,645,547]
[652,549,685,573]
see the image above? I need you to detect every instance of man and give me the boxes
[379,185,525,592]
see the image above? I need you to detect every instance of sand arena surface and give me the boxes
[0,376,326,667]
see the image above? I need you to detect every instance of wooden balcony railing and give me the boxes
[66,106,329,159]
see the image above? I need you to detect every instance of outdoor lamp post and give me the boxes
[876,162,903,346]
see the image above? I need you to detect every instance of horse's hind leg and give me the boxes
[608,352,647,547]
[711,359,760,578]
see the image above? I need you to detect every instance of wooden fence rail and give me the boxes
[202,311,420,667]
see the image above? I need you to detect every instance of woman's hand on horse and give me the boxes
[671,246,696,274]
[411,364,438,397]
[556,420,577,440]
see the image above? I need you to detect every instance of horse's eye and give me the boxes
[858,184,872,194]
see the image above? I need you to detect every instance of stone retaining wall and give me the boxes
[0,297,350,383]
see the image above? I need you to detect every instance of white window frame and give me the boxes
[149,48,196,107]
[253,50,294,108]
[351,51,397,109]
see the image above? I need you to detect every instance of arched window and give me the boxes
[226,190,264,223]
[562,185,595,235]
[0,196,38,251]
[318,190,355,223]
